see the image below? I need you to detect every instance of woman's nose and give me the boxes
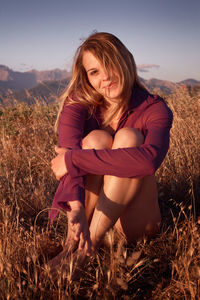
[101,69,109,80]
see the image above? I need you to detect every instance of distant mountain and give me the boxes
[179,79,200,86]
[28,68,71,83]
[0,65,37,93]
[0,65,71,94]
[142,78,180,95]
[0,79,69,107]
[0,65,200,107]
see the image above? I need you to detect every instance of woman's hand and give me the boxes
[51,146,68,180]
[68,200,92,256]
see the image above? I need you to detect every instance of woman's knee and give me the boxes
[82,130,113,150]
[113,127,144,148]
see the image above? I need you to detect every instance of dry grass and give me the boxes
[0,86,199,299]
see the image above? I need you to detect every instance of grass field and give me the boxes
[0,85,199,299]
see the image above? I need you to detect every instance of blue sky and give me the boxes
[0,0,200,82]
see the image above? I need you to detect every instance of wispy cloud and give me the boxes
[18,63,34,71]
[137,64,160,73]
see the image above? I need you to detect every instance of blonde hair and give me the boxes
[55,32,147,129]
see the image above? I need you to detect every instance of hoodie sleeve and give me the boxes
[49,102,87,221]
[65,100,173,179]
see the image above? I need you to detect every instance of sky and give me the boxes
[0,0,200,82]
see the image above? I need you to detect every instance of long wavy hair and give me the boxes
[55,32,147,129]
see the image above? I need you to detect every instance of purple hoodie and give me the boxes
[49,87,173,221]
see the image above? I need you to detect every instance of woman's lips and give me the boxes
[103,82,117,89]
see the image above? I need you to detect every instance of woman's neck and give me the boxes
[100,101,124,133]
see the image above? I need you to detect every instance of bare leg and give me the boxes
[115,174,160,242]
[45,128,160,280]
[82,130,113,224]
[84,174,103,224]
[44,130,113,280]
[89,128,161,248]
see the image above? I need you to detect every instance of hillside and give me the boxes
[0,65,71,93]
[0,65,37,93]
[0,79,69,107]
[0,86,199,298]
[0,65,200,107]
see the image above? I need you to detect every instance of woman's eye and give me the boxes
[90,70,98,76]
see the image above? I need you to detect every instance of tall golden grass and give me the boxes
[0,86,199,299]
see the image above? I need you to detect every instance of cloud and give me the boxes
[137,68,148,73]
[137,64,160,73]
[18,63,34,71]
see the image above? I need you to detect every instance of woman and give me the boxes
[50,32,173,261]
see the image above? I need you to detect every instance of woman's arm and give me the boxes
[50,101,92,254]
[52,101,88,206]
[51,101,87,181]
[64,101,173,179]
[55,102,88,205]
[58,101,87,149]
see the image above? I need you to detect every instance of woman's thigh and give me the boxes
[114,174,161,242]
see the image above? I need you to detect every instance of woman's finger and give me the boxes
[51,158,54,168]
[85,236,92,256]
[50,152,67,179]
[54,145,60,153]
[55,146,67,154]
[78,233,86,250]
[74,224,82,241]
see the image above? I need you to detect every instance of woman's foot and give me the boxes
[40,246,91,283]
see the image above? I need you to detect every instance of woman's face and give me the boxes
[82,51,122,102]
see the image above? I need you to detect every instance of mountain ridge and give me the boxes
[0,65,200,107]
[0,65,71,93]
[1,64,199,92]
